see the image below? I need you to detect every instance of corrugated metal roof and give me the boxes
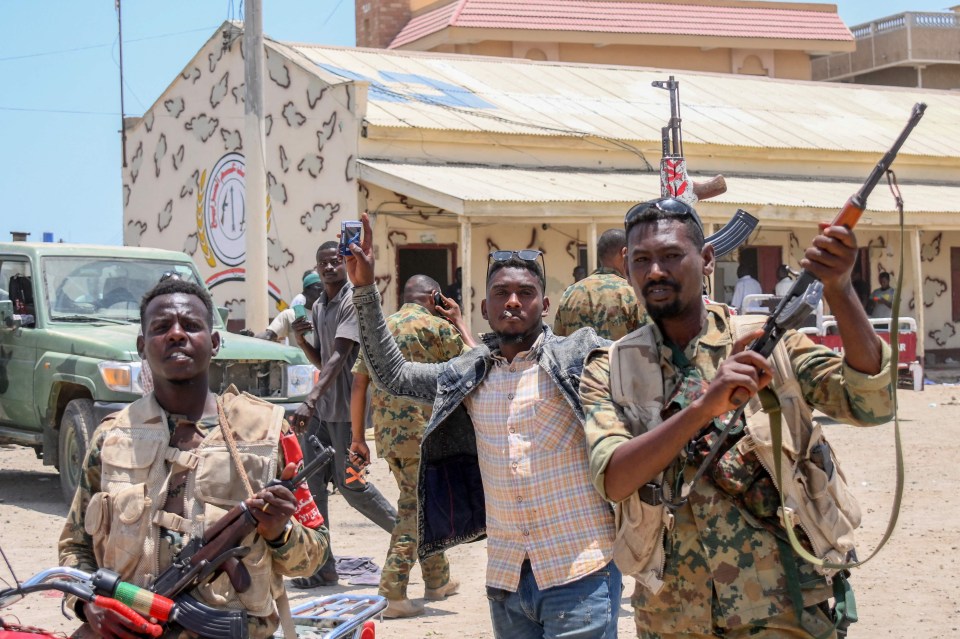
[358,160,960,216]
[389,0,853,49]
[290,44,959,158]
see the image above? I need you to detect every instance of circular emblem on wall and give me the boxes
[203,152,247,266]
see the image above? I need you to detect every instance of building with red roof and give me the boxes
[356,0,855,80]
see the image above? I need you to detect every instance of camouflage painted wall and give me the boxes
[123,27,359,325]
[362,182,613,332]
[917,230,960,355]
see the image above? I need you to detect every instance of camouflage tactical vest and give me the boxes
[83,386,286,617]
[608,316,862,593]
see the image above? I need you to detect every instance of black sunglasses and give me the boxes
[486,249,546,285]
[489,249,543,263]
[624,197,703,232]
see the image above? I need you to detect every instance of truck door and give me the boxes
[0,257,38,431]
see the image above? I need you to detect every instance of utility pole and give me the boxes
[116,0,127,167]
[244,0,269,332]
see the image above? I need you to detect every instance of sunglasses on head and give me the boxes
[486,249,546,284]
[489,249,543,263]
[624,197,703,232]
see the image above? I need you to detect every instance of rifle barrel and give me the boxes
[843,102,926,222]
[760,103,926,350]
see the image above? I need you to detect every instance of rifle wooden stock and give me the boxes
[151,504,257,598]
[693,175,726,202]
[832,198,865,230]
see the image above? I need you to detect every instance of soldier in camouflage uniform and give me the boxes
[59,279,328,639]
[554,228,647,340]
[579,197,895,638]
[350,274,476,619]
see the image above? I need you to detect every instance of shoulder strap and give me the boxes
[733,316,905,575]
[216,396,255,499]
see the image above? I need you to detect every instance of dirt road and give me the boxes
[1,385,958,638]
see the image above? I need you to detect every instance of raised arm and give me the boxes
[794,225,893,424]
[346,213,445,404]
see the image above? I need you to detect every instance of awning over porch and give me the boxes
[357,159,960,227]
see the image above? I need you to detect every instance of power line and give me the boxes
[0,106,119,116]
[0,26,218,63]
[320,0,347,29]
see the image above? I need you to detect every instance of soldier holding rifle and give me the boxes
[579,195,895,638]
[59,278,328,639]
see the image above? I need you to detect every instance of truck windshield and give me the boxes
[42,258,202,324]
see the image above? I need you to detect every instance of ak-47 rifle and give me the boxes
[146,435,335,638]
[665,102,927,508]
[748,101,926,360]
[652,76,727,204]
[652,76,758,258]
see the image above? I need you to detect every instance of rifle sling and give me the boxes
[762,362,903,570]
[216,396,298,639]
[216,396,255,499]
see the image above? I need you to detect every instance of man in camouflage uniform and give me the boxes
[554,228,647,340]
[579,197,895,638]
[59,279,328,639]
[350,275,476,618]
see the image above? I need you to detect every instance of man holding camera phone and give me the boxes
[349,274,476,618]
[289,238,397,588]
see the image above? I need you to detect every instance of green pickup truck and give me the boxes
[0,243,315,502]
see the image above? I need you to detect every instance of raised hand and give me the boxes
[345,212,375,287]
[801,225,858,295]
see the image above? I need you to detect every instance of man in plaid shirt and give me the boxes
[346,214,621,639]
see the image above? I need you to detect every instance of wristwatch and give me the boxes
[266,520,294,548]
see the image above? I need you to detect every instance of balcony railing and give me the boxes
[814,11,960,82]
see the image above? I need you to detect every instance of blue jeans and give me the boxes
[486,560,621,639]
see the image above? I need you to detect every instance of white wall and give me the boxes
[123,32,360,326]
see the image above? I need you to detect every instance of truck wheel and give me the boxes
[59,398,95,504]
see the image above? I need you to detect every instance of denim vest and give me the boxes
[353,284,609,558]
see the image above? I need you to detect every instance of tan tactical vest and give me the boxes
[608,315,861,592]
[83,387,286,618]
[607,323,672,594]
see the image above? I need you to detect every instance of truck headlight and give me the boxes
[286,364,315,398]
[99,361,144,394]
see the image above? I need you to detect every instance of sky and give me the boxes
[0,0,953,246]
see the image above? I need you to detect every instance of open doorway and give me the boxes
[716,245,781,304]
[396,244,456,307]
[739,246,782,293]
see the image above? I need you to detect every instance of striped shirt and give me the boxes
[465,333,615,591]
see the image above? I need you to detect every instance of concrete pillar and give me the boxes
[706,223,718,298]
[460,218,472,334]
[587,222,598,271]
[910,227,925,358]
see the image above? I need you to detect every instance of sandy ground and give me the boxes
[1,384,958,638]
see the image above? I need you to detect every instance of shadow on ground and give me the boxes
[0,468,68,518]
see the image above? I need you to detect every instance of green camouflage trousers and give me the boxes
[637,605,838,639]
[379,456,450,600]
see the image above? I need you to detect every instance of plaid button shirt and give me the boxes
[465,333,615,591]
